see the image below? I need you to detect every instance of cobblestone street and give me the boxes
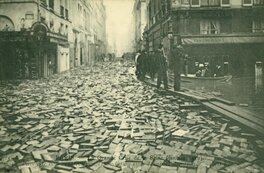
[0,61,264,173]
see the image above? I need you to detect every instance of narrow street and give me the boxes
[0,60,263,173]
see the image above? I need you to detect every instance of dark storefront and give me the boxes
[0,27,68,80]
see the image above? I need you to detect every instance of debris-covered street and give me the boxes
[0,61,263,173]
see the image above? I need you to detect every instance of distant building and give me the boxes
[70,0,107,67]
[133,0,148,52]
[0,0,107,80]
[146,0,264,76]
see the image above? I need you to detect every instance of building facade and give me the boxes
[71,0,107,67]
[146,0,264,76]
[0,0,107,80]
[133,0,148,52]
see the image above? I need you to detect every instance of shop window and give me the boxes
[189,19,200,34]
[253,20,264,33]
[220,19,232,33]
[254,0,264,5]
[200,20,220,34]
[180,19,189,34]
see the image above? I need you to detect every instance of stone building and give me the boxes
[133,0,148,52]
[70,0,106,67]
[146,0,264,76]
[0,0,107,80]
[91,0,107,63]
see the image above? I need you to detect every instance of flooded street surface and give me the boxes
[0,61,264,173]
[182,76,264,107]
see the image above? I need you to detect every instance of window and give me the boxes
[25,12,34,20]
[191,0,200,7]
[59,23,64,34]
[200,20,220,34]
[60,5,64,17]
[243,0,253,6]
[221,0,230,6]
[254,0,264,5]
[40,0,47,6]
[49,0,54,10]
[40,17,45,22]
[253,20,264,33]
[201,0,220,6]
[50,20,54,31]
[65,9,69,19]
[65,25,68,36]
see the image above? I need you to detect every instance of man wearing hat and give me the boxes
[171,44,185,91]
[156,44,168,90]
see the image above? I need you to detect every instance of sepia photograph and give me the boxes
[0,0,264,172]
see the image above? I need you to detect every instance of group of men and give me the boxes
[135,44,185,91]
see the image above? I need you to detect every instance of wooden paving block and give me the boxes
[178,167,188,173]
[103,164,121,171]
[55,164,73,171]
[197,165,207,173]
[20,167,31,173]
[42,153,54,162]
[32,150,48,160]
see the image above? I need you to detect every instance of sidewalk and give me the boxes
[142,72,264,135]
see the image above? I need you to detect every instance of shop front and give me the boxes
[0,23,69,80]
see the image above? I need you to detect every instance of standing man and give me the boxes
[172,44,184,91]
[156,44,168,90]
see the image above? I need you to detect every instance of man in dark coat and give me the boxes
[171,45,184,91]
[148,51,158,80]
[156,44,168,90]
[135,50,147,80]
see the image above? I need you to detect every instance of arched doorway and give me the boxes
[0,15,15,31]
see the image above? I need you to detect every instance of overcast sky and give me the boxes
[104,0,134,57]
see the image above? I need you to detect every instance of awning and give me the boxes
[182,35,264,45]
